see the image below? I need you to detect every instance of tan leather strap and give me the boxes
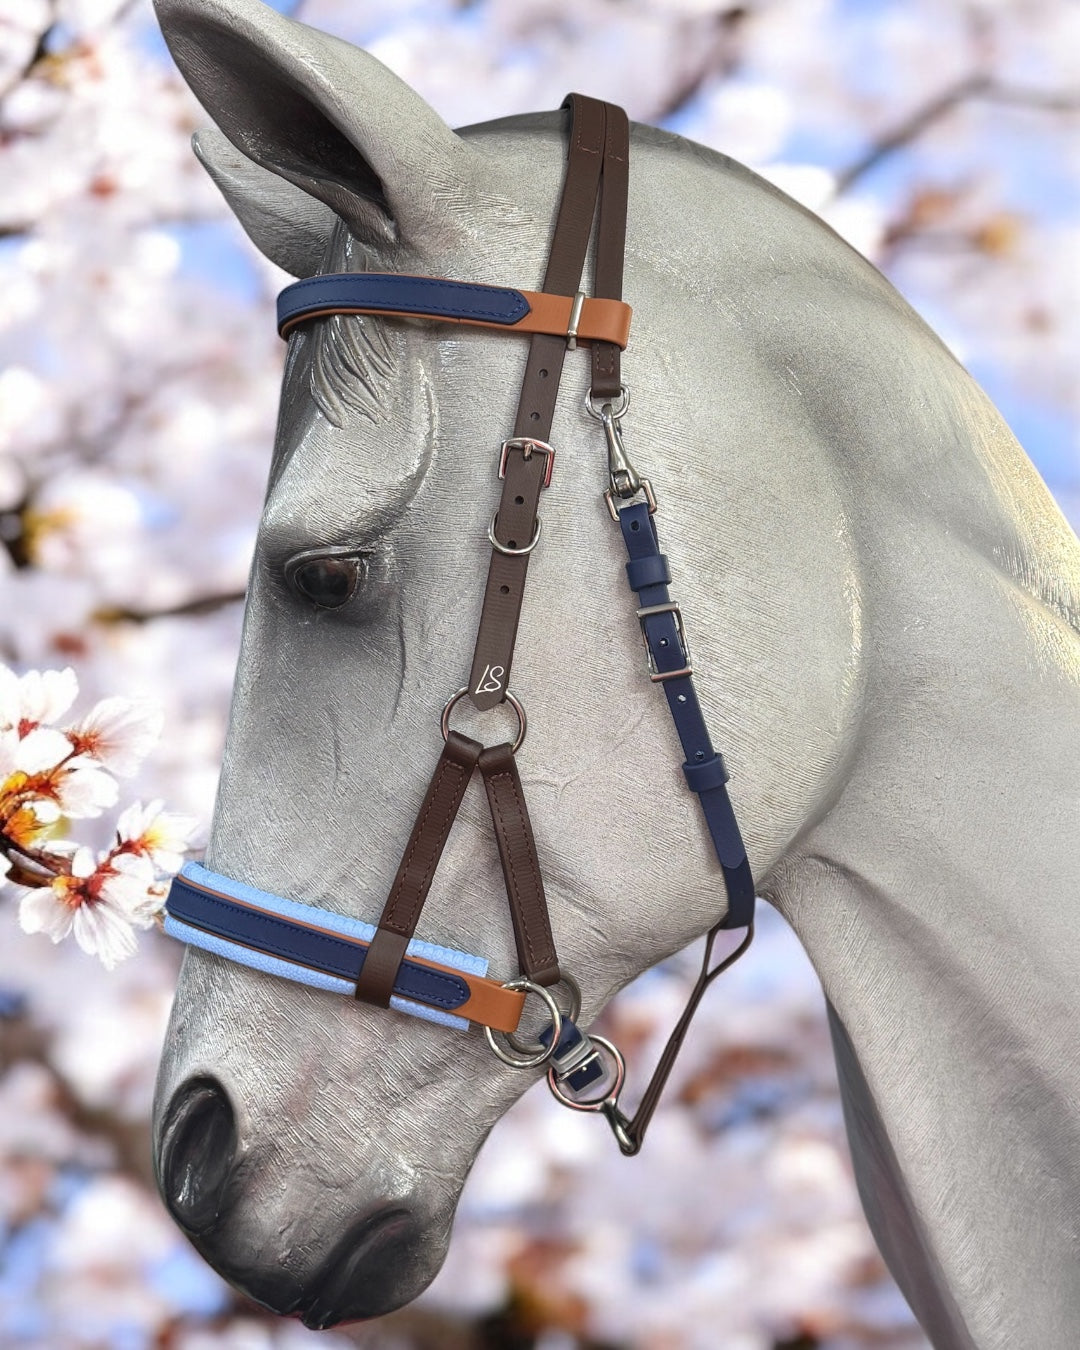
[354,730,482,1006]
[468,93,610,711]
[478,742,560,987]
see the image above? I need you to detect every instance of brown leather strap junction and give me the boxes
[355,731,483,1006]
[278,286,630,348]
[479,742,560,987]
[468,93,616,711]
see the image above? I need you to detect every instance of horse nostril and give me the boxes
[301,1207,421,1327]
[157,1075,237,1235]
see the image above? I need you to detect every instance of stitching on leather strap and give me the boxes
[383,751,469,937]
[486,768,544,967]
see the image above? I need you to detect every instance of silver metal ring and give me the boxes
[487,512,542,556]
[440,687,526,753]
[484,979,564,1069]
[585,383,630,420]
[547,1035,626,1111]
[505,972,581,1056]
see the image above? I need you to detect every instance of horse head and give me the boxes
[152,0,1080,1340]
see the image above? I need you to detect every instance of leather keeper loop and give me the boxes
[354,927,410,1006]
[682,753,730,794]
[626,553,671,592]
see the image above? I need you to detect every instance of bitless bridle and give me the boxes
[164,95,755,1156]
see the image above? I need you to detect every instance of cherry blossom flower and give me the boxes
[0,665,78,736]
[17,845,158,970]
[68,696,164,778]
[115,798,198,873]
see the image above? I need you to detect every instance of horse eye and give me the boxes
[289,556,362,608]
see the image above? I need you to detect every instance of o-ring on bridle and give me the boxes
[164,95,755,1156]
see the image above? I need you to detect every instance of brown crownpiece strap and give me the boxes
[591,104,629,402]
[467,93,613,710]
[478,742,560,987]
[354,730,482,1006]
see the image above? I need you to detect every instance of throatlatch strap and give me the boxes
[354,730,483,1006]
[468,93,610,710]
[479,742,560,986]
[607,921,754,1155]
[617,499,755,929]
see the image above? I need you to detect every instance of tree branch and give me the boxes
[980,80,1080,112]
[92,590,248,625]
[833,74,1080,200]
[833,73,991,197]
[0,3,57,107]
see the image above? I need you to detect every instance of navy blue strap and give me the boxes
[277,274,529,337]
[166,871,474,1012]
[617,499,755,929]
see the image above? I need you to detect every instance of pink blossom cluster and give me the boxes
[1,664,196,969]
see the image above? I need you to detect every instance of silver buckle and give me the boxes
[637,601,693,682]
[498,436,555,489]
[565,290,586,349]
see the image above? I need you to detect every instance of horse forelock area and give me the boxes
[309,221,397,428]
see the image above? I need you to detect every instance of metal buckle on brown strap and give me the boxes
[498,436,555,488]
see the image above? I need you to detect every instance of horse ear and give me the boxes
[192,127,337,276]
[154,0,478,254]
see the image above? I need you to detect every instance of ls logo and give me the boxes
[475,664,505,695]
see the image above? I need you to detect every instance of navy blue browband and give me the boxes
[275,272,634,347]
[278,274,528,334]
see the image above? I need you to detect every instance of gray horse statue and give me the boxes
[151,0,1080,1343]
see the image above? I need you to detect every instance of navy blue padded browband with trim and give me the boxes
[278,274,529,333]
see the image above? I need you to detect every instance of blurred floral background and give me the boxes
[1,0,1077,1346]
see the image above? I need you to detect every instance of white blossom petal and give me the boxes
[69,697,163,777]
[13,725,73,775]
[70,847,97,879]
[0,728,19,779]
[18,887,75,942]
[102,858,162,928]
[54,765,119,818]
[71,900,138,970]
[12,667,78,729]
[0,666,20,731]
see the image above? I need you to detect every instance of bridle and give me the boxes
[164,95,755,1156]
